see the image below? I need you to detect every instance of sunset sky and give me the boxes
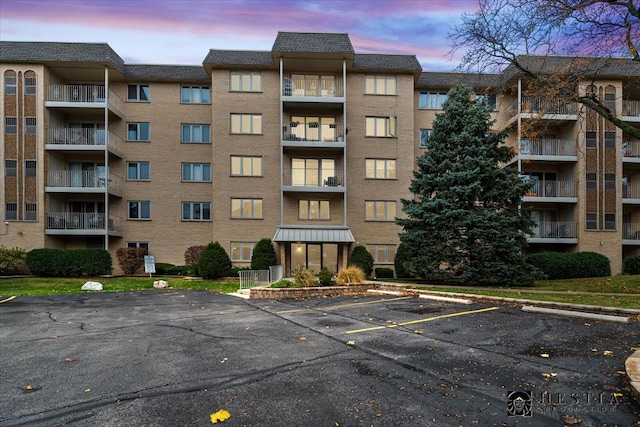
[0,0,479,71]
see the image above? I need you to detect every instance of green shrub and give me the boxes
[199,241,232,279]
[251,238,278,270]
[623,255,640,275]
[155,263,188,275]
[184,245,206,275]
[0,246,27,275]
[318,267,335,286]
[526,251,610,280]
[349,245,374,277]
[26,248,112,276]
[293,267,317,287]
[374,267,394,279]
[336,266,366,285]
[270,279,298,288]
[394,243,413,278]
[116,247,147,275]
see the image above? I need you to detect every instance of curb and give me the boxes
[626,350,640,404]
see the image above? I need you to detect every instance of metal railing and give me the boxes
[284,124,344,142]
[524,180,576,198]
[283,77,343,97]
[623,182,640,199]
[520,138,576,156]
[46,212,121,232]
[529,221,577,238]
[282,168,344,187]
[623,223,640,240]
[239,265,282,289]
[521,97,577,115]
[623,100,640,117]
[47,128,123,154]
[623,140,640,158]
[46,170,123,193]
[47,84,106,102]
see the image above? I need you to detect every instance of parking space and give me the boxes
[1,291,639,426]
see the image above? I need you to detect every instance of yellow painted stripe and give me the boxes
[346,306,499,334]
[0,296,17,304]
[276,296,413,314]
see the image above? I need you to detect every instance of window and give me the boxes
[127,123,150,141]
[182,124,210,143]
[604,213,616,230]
[365,116,396,137]
[231,198,262,219]
[420,129,433,148]
[586,173,597,190]
[127,162,150,181]
[586,212,598,230]
[586,131,597,148]
[231,156,262,176]
[24,203,37,221]
[5,160,16,177]
[605,173,616,190]
[419,92,447,109]
[5,76,16,95]
[181,86,210,104]
[25,117,36,134]
[5,203,17,220]
[5,117,17,134]
[24,77,36,95]
[126,241,149,252]
[365,159,396,179]
[231,242,256,262]
[604,91,616,111]
[476,94,497,110]
[604,131,616,148]
[230,72,262,92]
[25,160,36,177]
[299,200,330,220]
[365,75,397,95]
[127,84,149,102]
[182,163,211,181]
[365,200,396,221]
[182,202,211,221]
[366,244,396,264]
[231,114,262,134]
[128,201,151,220]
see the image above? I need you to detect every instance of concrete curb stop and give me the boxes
[521,305,631,323]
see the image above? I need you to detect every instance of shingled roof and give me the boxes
[353,54,422,72]
[124,64,209,81]
[417,72,502,89]
[503,55,640,80]
[203,50,274,67]
[0,41,125,73]
[272,32,354,54]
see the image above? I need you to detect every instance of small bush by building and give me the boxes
[336,266,366,285]
[116,247,147,275]
[374,267,394,279]
[526,251,610,280]
[0,246,27,275]
[199,241,232,279]
[349,245,374,277]
[251,238,278,270]
[394,243,413,278]
[318,267,335,286]
[623,255,640,275]
[293,267,317,287]
[155,263,188,275]
[184,245,206,275]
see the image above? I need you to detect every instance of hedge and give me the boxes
[526,251,610,280]
[374,267,394,279]
[623,255,640,275]
[26,248,112,276]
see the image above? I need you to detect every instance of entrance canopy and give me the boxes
[273,227,355,243]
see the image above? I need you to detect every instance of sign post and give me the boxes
[144,255,156,278]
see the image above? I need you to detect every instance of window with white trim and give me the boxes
[365,75,397,95]
[182,202,211,221]
[25,160,36,177]
[182,163,211,182]
[5,117,17,134]
[604,213,616,230]
[182,124,210,143]
[231,242,256,262]
[604,131,616,148]
[127,123,150,141]
[4,76,16,95]
[365,116,396,137]
[231,198,263,219]
[24,77,36,95]
[230,114,262,134]
[605,173,616,190]
[420,129,433,148]
[5,202,17,220]
[299,200,330,220]
[5,160,16,177]
[230,71,262,92]
[586,172,597,190]
[127,84,149,102]
[127,162,150,181]
[25,117,36,135]
[586,131,597,148]
[586,212,598,230]
[128,201,151,220]
[419,92,447,109]
[366,244,396,264]
[365,159,396,179]
[231,156,262,176]
[365,200,396,221]
[181,86,210,103]
[126,241,149,252]
[24,202,37,221]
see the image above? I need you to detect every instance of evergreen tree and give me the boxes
[199,241,232,279]
[348,245,374,277]
[397,84,539,286]
[251,238,278,270]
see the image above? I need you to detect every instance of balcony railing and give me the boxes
[282,168,344,188]
[529,221,577,239]
[47,128,122,154]
[623,223,640,240]
[283,77,344,97]
[47,84,106,102]
[520,138,576,156]
[623,100,640,117]
[623,140,640,158]
[46,170,123,194]
[623,182,640,199]
[284,124,345,143]
[521,97,577,115]
[46,212,121,233]
[524,180,577,198]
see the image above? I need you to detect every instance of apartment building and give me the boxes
[1,32,639,275]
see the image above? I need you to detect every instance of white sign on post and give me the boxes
[144,255,156,277]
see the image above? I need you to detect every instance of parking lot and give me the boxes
[1,290,639,426]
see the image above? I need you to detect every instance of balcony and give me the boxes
[623,223,640,244]
[283,124,346,148]
[623,140,640,162]
[283,77,344,99]
[46,170,123,197]
[46,84,123,117]
[528,221,578,243]
[520,138,577,160]
[282,168,345,192]
[521,97,577,116]
[523,180,577,202]
[623,182,640,203]
[46,128,123,158]
[45,212,123,236]
[622,100,640,119]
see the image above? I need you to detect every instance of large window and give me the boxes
[127,84,149,102]
[182,202,211,221]
[24,77,36,95]
[127,123,150,141]
[231,242,256,262]
[365,116,396,138]
[365,159,396,179]
[25,117,36,134]
[231,156,262,176]
[5,117,17,135]
[365,200,396,221]
[230,71,262,92]
[230,114,262,134]
[365,75,397,95]
[476,94,497,110]
[128,201,151,220]
[367,244,396,264]
[420,129,433,148]
[299,200,330,220]
[604,213,616,230]
[586,212,598,230]
[586,172,597,190]
[182,163,211,182]
[181,86,210,104]
[127,162,150,181]
[5,202,17,220]
[25,160,36,177]
[4,76,16,95]
[231,198,263,219]
[5,160,16,177]
[419,92,447,109]
[24,202,37,221]
[182,124,210,143]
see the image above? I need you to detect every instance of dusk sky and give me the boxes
[0,0,479,71]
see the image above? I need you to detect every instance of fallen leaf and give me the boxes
[540,353,550,358]
[603,350,614,356]
[210,409,231,424]
[298,336,307,341]
[541,372,557,378]
[346,340,355,346]
[26,385,32,391]
[65,357,78,362]
[220,358,228,363]
[414,330,423,335]
[85,388,91,392]
[562,414,581,424]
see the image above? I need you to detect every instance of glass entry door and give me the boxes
[290,243,338,273]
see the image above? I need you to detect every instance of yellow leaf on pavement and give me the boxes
[210,409,231,424]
